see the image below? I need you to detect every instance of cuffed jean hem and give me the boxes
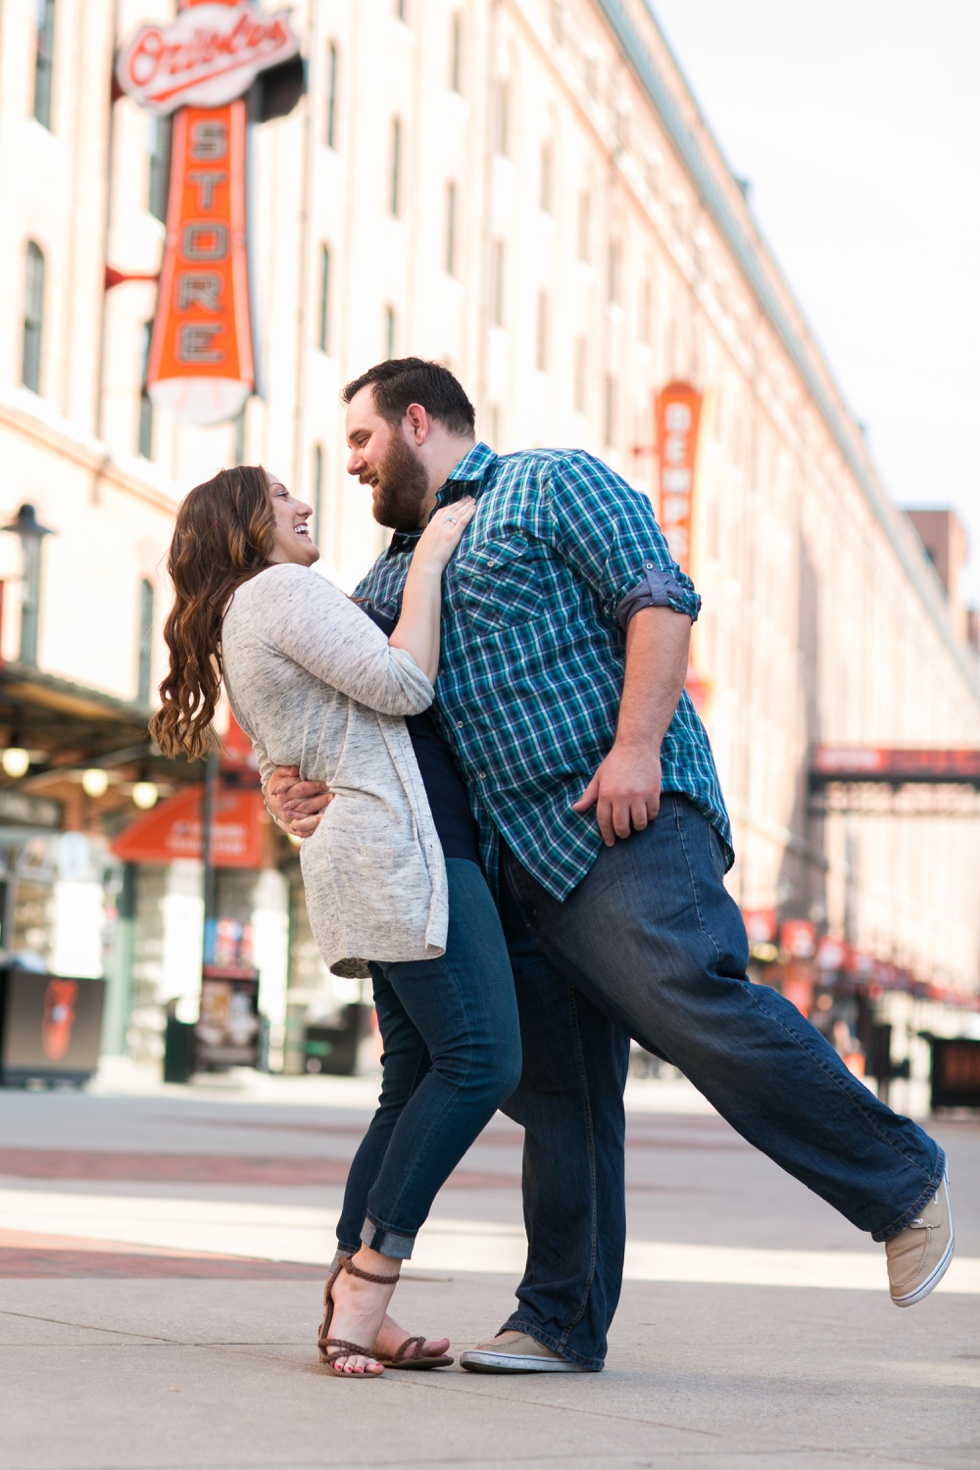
[500,1315,604,1372]
[872,1149,947,1243]
[361,1214,416,1260]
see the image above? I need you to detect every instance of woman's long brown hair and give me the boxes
[150,466,276,761]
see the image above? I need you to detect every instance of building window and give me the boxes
[584,53,598,98]
[539,138,553,215]
[640,277,652,345]
[384,305,396,360]
[395,0,408,24]
[312,443,324,542]
[573,336,586,413]
[138,321,153,457]
[494,78,510,157]
[390,117,402,217]
[577,190,590,262]
[147,115,172,222]
[449,11,462,94]
[232,408,246,464]
[33,0,56,130]
[535,291,549,373]
[607,239,621,305]
[445,182,457,276]
[492,240,505,327]
[603,375,617,446]
[137,579,154,704]
[22,241,45,393]
[325,41,339,150]
[318,244,331,353]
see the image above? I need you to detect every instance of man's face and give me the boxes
[346,386,430,532]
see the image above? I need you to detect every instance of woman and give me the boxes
[151,465,522,1378]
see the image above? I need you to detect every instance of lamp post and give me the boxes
[1,504,56,667]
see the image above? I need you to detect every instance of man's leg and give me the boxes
[490,866,630,1370]
[514,796,945,1243]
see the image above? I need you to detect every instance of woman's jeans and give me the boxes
[335,858,521,1261]
[495,795,946,1370]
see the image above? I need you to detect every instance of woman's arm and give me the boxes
[388,499,475,680]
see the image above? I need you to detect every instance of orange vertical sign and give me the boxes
[655,381,702,576]
[656,380,710,713]
[146,97,255,424]
[116,0,301,425]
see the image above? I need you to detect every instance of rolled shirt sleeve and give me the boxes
[545,453,701,628]
[615,563,701,630]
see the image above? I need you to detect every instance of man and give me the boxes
[268,358,952,1373]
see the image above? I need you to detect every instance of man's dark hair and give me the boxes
[342,357,475,437]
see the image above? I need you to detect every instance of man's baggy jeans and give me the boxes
[496,795,946,1370]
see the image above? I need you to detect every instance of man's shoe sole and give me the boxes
[460,1349,590,1373]
[891,1226,955,1307]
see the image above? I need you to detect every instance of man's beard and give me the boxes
[370,433,430,532]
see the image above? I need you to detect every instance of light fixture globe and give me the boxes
[132,780,159,810]
[81,768,109,798]
[1,747,29,779]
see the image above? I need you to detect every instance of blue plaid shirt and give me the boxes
[355,442,732,899]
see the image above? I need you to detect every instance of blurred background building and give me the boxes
[0,0,977,1080]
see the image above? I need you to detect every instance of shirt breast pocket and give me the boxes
[454,534,548,635]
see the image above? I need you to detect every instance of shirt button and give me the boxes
[478,772,487,780]
[644,561,655,570]
[456,720,464,728]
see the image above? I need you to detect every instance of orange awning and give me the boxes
[111,785,265,868]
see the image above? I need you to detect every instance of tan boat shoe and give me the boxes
[460,1330,590,1373]
[885,1172,954,1307]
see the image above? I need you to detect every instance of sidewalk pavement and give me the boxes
[1,1062,978,1470]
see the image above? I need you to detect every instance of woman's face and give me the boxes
[266,474,319,567]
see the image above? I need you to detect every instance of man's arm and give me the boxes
[571,605,690,845]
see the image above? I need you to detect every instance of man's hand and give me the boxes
[265,765,333,838]
[572,741,662,846]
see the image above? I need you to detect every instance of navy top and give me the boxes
[360,605,480,865]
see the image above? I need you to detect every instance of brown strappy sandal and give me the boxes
[318,1256,399,1377]
[374,1335,454,1371]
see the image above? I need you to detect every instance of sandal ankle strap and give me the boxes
[341,1256,400,1286]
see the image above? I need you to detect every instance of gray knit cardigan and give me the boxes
[221,562,448,977]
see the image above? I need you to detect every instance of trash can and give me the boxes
[303,1003,374,1075]
[162,1008,196,1084]
[928,1036,980,1111]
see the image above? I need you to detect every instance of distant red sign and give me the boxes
[815,935,850,971]
[781,920,817,960]
[111,785,265,867]
[812,747,980,783]
[655,381,702,574]
[742,908,778,945]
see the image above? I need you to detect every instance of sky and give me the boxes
[648,0,980,602]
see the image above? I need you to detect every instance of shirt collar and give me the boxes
[435,441,498,506]
[385,442,498,556]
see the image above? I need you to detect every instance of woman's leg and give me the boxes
[322,859,521,1371]
[359,859,522,1255]
[333,967,431,1257]
[331,970,450,1364]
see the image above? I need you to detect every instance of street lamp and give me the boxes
[1,504,56,667]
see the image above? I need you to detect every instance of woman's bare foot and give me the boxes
[324,1248,400,1375]
[373,1312,451,1363]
